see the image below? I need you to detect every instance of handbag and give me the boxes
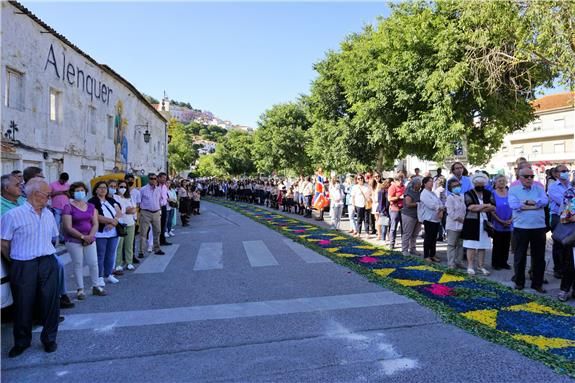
[378,215,390,226]
[483,220,495,238]
[552,222,575,247]
[168,200,178,208]
[360,187,372,210]
[116,223,128,237]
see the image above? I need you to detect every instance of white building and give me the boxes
[155,97,194,124]
[486,92,575,179]
[1,1,168,184]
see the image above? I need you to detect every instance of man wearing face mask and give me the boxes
[509,167,549,293]
[548,165,571,279]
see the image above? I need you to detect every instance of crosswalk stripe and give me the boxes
[134,245,180,274]
[51,292,412,332]
[243,240,279,267]
[282,238,332,264]
[194,242,224,270]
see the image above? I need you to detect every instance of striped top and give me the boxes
[139,184,162,211]
[1,202,58,261]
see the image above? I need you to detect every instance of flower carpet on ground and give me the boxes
[207,198,575,377]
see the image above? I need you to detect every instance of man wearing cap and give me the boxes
[508,167,549,293]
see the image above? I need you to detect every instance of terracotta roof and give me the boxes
[8,1,167,124]
[531,91,575,113]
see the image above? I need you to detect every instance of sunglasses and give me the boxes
[521,175,535,179]
[149,177,157,180]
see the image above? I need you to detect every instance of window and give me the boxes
[88,106,96,134]
[554,142,565,153]
[531,122,542,132]
[553,119,565,130]
[49,88,61,122]
[532,145,542,155]
[4,68,23,110]
[107,115,114,139]
[514,146,524,157]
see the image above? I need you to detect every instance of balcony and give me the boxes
[509,126,574,142]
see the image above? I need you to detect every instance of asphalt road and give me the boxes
[1,202,572,383]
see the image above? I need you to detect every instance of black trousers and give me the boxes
[513,228,546,289]
[560,246,575,292]
[423,221,440,259]
[550,214,564,273]
[10,255,60,348]
[491,230,511,268]
[355,207,366,234]
[160,205,168,243]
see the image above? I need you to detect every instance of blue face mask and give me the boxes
[452,187,462,195]
[74,191,86,200]
[560,172,570,181]
[108,188,117,195]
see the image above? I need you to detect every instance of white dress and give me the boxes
[462,197,492,250]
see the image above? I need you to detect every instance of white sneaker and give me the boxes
[479,267,490,276]
[467,268,476,275]
[169,230,175,236]
[115,265,123,272]
[97,277,106,287]
[106,275,119,284]
[147,246,153,253]
[126,264,135,271]
[165,232,171,238]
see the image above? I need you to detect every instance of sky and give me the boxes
[24,1,391,128]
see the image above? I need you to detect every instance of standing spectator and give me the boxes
[490,175,513,270]
[49,172,70,244]
[377,179,392,243]
[22,167,73,309]
[434,177,447,241]
[344,176,357,235]
[461,172,494,275]
[548,165,571,278]
[370,173,381,237]
[157,172,171,246]
[328,177,344,230]
[166,180,178,237]
[445,178,466,269]
[351,174,371,238]
[419,176,445,263]
[139,174,164,256]
[414,168,421,178]
[1,178,60,357]
[1,174,25,215]
[509,167,548,293]
[557,185,575,301]
[178,180,191,227]
[114,181,137,273]
[88,181,122,286]
[387,175,405,249]
[401,177,422,256]
[62,182,105,299]
[10,170,24,194]
[448,162,472,195]
[302,177,314,218]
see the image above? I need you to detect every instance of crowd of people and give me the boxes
[205,158,575,301]
[1,157,574,358]
[0,167,204,358]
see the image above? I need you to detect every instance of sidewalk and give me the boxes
[232,201,573,306]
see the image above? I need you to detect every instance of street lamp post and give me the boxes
[135,122,151,143]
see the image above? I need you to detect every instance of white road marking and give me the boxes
[134,244,180,274]
[193,242,224,270]
[282,238,332,263]
[243,240,278,267]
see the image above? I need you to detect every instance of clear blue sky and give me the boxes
[25,2,390,128]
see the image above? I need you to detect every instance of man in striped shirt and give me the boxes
[1,178,60,357]
[139,173,164,256]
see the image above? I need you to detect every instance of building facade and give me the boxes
[1,1,168,184]
[486,92,575,179]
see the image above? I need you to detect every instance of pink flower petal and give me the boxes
[359,256,379,264]
[424,284,454,297]
[318,240,331,245]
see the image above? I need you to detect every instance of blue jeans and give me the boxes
[389,211,402,247]
[53,208,64,242]
[54,254,67,296]
[96,237,119,278]
[167,209,175,232]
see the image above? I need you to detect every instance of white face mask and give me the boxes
[118,188,127,195]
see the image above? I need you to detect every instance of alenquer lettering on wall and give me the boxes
[44,44,113,105]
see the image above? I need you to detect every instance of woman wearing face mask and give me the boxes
[461,172,495,275]
[62,182,106,299]
[445,178,466,269]
[88,181,122,286]
[419,177,445,262]
[490,175,512,270]
[114,181,137,273]
[165,180,178,237]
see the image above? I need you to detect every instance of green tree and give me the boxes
[213,130,256,176]
[196,154,225,177]
[167,118,199,173]
[252,102,312,175]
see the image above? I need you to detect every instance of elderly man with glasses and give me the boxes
[508,167,549,293]
[138,173,164,257]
